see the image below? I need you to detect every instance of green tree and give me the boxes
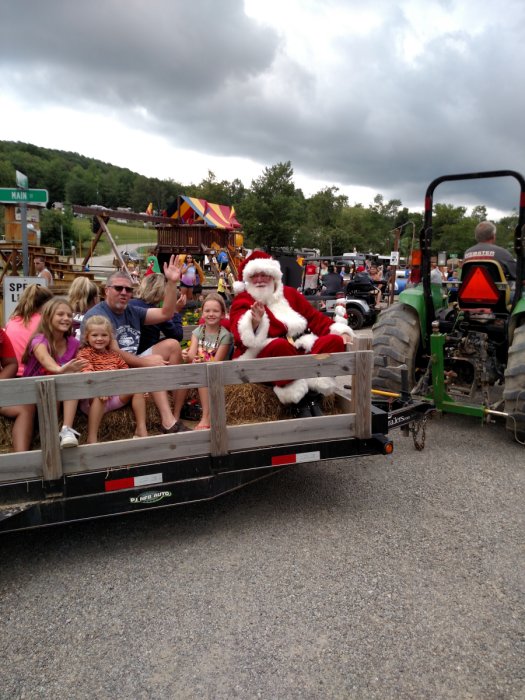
[45,157,69,204]
[471,205,488,222]
[238,162,306,251]
[40,208,76,249]
[65,165,98,205]
[304,187,348,254]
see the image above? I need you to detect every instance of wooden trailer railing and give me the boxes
[0,346,372,484]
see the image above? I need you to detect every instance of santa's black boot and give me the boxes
[291,395,313,418]
[306,391,324,417]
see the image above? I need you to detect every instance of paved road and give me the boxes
[0,414,522,699]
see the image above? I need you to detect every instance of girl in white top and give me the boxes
[173,293,232,430]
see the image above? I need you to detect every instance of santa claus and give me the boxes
[229,251,355,417]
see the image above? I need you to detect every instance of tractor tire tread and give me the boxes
[503,324,525,442]
[372,304,420,393]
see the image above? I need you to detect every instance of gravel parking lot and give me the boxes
[0,413,523,699]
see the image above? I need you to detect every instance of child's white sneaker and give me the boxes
[59,426,80,448]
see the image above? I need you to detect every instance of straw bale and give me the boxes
[224,383,287,424]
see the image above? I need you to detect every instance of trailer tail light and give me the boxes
[458,266,499,304]
[383,441,394,455]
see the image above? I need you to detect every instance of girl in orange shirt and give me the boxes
[77,315,148,443]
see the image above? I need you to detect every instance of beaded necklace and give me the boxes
[197,325,221,361]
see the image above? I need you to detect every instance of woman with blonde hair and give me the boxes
[4,283,53,376]
[129,273,185,354]
[179,253,205,301]
[67,277,99,339]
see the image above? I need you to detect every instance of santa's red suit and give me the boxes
[229,251,353,404]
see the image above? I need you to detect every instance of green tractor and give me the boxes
[372,170,525,442]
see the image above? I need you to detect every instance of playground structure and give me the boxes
[72,199,244,292]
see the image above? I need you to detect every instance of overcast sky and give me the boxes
[0,0,523,216]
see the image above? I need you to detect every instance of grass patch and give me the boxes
[73,218,157,257]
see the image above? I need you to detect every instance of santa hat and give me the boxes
[233,250,282,294]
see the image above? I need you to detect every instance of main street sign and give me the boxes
[0,188,48,204]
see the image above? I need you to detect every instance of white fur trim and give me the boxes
[233,280,245,294]
[307,377,337,396]
[273,378,309,404]
[330,322,355,337]
[267,297,308,337]
[243,257,282,282]
[237,309,271,349]
[294,333,318,353]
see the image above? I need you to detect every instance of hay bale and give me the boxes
[224,383,288,424]
[223,384,340,424]
[0,398,165,452]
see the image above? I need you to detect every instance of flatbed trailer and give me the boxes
[0,343,433,534]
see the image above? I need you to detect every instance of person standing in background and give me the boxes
[33,256,53,287]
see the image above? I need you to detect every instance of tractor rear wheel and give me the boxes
[372,304,421,392]
[503,324,525,442]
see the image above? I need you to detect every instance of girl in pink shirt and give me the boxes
[5,283,53,376]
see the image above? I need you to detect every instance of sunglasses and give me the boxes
[109,285,134,294]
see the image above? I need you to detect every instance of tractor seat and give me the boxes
[458,259,512,314]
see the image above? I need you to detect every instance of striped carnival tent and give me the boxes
[166,196,241,230]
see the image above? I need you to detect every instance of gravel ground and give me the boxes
[0,414,523,700]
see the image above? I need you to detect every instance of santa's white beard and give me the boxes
[245,280,279,305]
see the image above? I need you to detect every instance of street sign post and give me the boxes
[16,170,29,188]
[0,188,48,204]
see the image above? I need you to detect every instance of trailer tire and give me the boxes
[372,304,421,392]
[503,323,525,443]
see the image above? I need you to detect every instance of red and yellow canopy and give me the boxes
[168,196,241,230]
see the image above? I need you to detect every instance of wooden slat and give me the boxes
[353,351,373,438]
[226,414,356,453]
[35,378,63,481]
[0,413,358,478]
[0,451,43,481]
[0,349,372,481]
[207,362,228,456]
[0,353,359,407]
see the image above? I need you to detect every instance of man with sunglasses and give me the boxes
[81,256,190,433]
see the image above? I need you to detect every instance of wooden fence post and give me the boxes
[35,378,63,482]
[206,362,229,456]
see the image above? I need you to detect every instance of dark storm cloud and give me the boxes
[1,0,523,210]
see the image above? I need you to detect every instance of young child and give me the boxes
[0,328,35,452]
[217,271,228,300]
[173,293,232,430]
[5,283,53,376]
[22,297,88,448]
[76,316,148,443]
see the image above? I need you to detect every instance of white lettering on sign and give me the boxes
[2,277,46,323]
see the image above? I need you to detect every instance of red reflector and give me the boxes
[105,477,134,492]
[272,454,297,466]
[458,266,500,304]
[410,267,421,284]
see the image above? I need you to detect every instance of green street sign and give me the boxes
[0,188,48,204]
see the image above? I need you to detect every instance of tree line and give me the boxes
[0,141,517,258]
